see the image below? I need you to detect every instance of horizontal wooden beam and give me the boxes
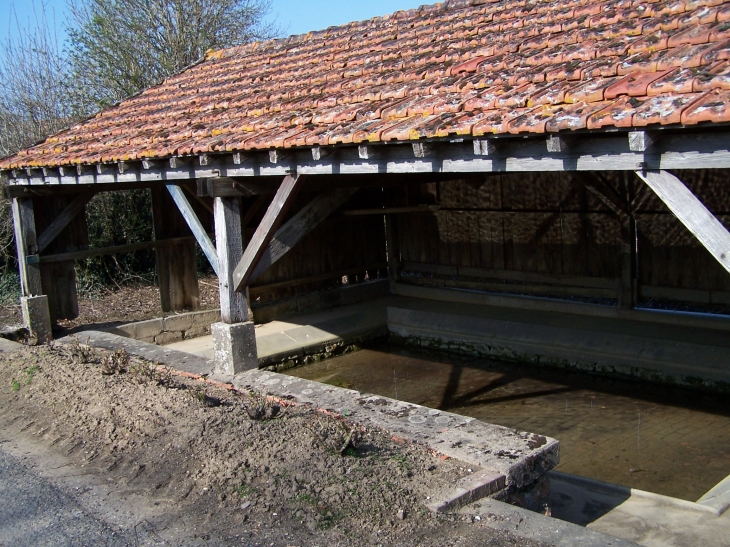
[38,235,198,263]
[250,262,388,296]
[5,129,730,187]
[343,205,441,216]
[636,169,730,275]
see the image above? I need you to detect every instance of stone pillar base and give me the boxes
[211,321,258,376]
[21,295,52,345]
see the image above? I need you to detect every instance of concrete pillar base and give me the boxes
[211,321,258,376]
[21,295,52,345]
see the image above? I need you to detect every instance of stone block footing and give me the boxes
[212,321,258,375]
[21,295,52,345]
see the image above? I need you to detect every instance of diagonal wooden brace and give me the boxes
[636,170,730,275]
[249,187,359,283]
[233,174,303,292]
[36,191,96,253]
[166,184,219,276]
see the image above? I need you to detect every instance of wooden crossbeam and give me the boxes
[165,185,219,276]
[249,187,358,283]
[636,170,730,275]
[233,174,303,291]
[36,191,96,253]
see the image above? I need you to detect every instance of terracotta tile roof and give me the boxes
[5,0,730,169]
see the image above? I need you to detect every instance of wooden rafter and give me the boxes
[233,174,303,291]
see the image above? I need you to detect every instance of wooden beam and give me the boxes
[249,186,358,283]
[547,135,568,153]
[635,169,730,275]
[629,131,655,152]
[233,174,303,291]
[473,139,499,156]
[165,185,219,276]
[36,191,96,253]
[11,197,42,296]
[214,197,249,323]
[38,236,197,263]
[343,205,441,216]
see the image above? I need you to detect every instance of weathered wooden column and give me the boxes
[211,196,258,376]
[151,186,200,312]
[11,197,52,343]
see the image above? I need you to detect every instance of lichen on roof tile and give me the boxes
[5,0,730,170]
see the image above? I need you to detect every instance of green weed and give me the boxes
[11,379,20,392]
[25,365,38,385]
[232,482,257,497]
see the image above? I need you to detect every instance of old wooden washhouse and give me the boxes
[2,0,730,382]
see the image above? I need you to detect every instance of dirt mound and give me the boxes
[0,342,545,546]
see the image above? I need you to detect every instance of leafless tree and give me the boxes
[68,0,279,107]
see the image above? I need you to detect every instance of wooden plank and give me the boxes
[249,262,388,297]
[166,184,219,276]
[214,197,249,323]
[38,236,197,263]
[635,170,730,275]
[151,187,200,312]
[11,197,42,296]
[343,205,440,216]
[401,262,618,289]
[403,276,616,299]
[36,191,95,254]
[386,214,401,285]
[233,174,304,291]
[249,186,358,283]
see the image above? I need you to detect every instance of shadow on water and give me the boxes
[286,338,730,502]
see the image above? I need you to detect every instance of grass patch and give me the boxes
[232,482,257,497]
[25,365,38,385]
[11,379,20,392]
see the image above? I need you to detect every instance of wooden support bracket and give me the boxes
[628,131,656,152]
[36,190,96,254]
[358,145,377,160]
[636,169,730,275]
[165,185,219,276]
[233,174,304,291]
[412,142,432,158]
[311,147,332,161]
[269,150,288,164]
[249,186,359,283]
[473,139,499,156]
[546,135,568,153]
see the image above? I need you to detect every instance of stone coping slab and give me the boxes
[233,369,560,496]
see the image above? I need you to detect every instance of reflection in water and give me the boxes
[286,342,730,502]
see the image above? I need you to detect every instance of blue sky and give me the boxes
[2,0,427,43]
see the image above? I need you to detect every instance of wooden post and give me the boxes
[212,196,257,376]
[11,197,52,342]
[11,198,42,297]
[214,197,249,323]
[151,186,200,312]
[385,214,401,289]
[619,216,637,309]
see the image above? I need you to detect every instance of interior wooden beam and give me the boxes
[233,174,304,291]
[636,169,730,275]
[249,186,359,284]
[165,185,219,276]
[36,191,96,254]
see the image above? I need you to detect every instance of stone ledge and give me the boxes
[107,309,220,345]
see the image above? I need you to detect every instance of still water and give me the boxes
[286,343,730,501]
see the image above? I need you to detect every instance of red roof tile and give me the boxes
[5,0,730,169]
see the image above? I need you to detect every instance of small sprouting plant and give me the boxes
[233,482,257,497]
[241,390,284,420]
[11,379,20,392]
[25,365,38,385]
[65,336,94,364]
[102,349,130,375]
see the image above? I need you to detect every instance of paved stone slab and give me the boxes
[0,338,23,352]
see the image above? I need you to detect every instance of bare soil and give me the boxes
[0,343,545,546]
[0,275,221,331]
